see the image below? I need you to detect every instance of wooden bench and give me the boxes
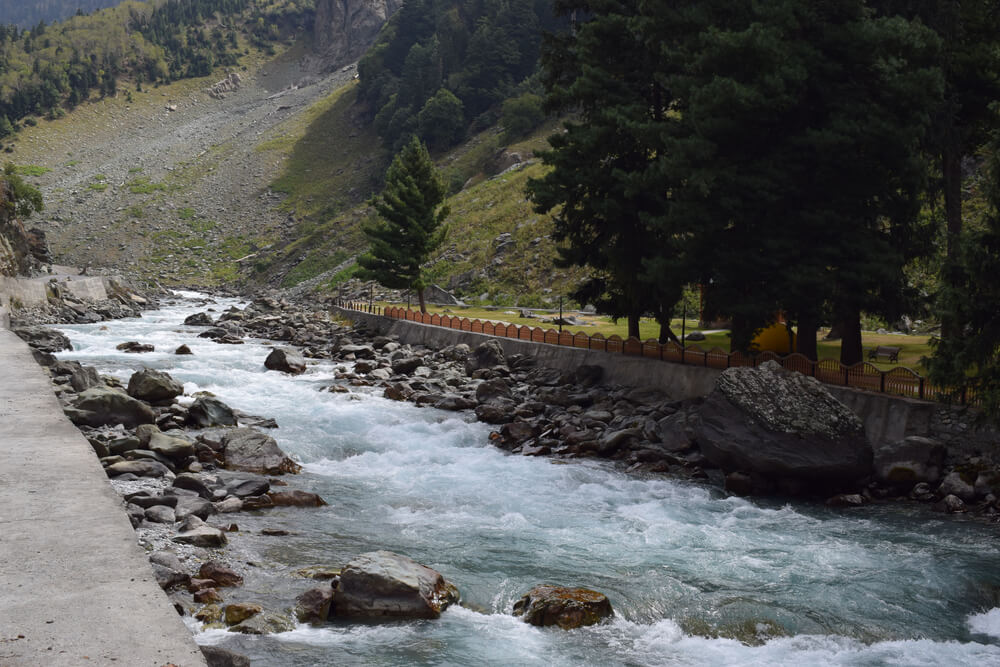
[868,345,901,363]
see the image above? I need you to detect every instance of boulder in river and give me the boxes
[184,312,215,326]
[66,386,155,427]
[127,367,184,403]
[264,347,306,374]
[173,518,228,548]
[175,344,193,355]
[116,341,155,353]
[693,361,872,493]
[295,586,334,623]
[187,396,237,427]
[199,561,244,588]
[229,611,295,635]
[512,585,613,629]
[873,436,946,486]
[221,427,301,475]
[331,550,459,619]
[200,646,251,667]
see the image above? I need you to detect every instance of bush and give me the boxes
[417,88,465,150]
[501,93,545,142]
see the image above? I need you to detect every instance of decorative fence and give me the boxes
[336,300,976,407]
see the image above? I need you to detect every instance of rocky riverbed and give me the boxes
[10,291,1000,665]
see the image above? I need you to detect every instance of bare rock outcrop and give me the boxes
[314,0,403,65]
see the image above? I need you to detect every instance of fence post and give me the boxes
[880,372,885,394]
[919,377,924,400]
[844,367,849,386]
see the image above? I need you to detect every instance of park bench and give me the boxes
[868,345,901,363]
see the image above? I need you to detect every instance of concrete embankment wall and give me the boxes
[0,319,206,665]
[339,308,991,450]
[0,273,108,308]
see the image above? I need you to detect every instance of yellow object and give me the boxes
[753,322,795,354]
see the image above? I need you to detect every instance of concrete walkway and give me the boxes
[0,329,206,666]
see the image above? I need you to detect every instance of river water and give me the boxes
[55,293,1000,666]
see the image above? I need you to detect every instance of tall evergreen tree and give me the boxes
[358,137,450,313]
[528,0,682,340]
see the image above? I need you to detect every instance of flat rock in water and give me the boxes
[332,550,459,619]
[12,326,73,353]
[201,645,251,667]
[116,341,155,353]
[512,585,613,629]
[222,428,301,475]
[694,361,872,492]
[173,524,228,548]
[268,490,327,507]
[229,611,295,635]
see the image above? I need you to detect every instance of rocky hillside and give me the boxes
[313,0,403,65]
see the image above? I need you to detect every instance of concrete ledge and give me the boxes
[0,330,206,666]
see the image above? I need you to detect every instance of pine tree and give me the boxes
[358,137,449,313]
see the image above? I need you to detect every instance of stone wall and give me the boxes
[337,307,999,456]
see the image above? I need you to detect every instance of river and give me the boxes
[55,292,1000,666]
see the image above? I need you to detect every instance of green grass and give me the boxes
[178,207,196,220]
[87,182,108,191]
[128,176,166,194]
[93,173,106,181]
[14,164,51,176]
[187,218,216,233]
[127,205,144,218]
[128,166,143,174]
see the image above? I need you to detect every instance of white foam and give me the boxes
[969,607,1000,639]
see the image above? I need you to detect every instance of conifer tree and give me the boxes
[358,137,449,313]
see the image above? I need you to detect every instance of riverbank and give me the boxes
[0,326,207,666]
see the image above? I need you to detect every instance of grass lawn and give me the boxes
[376,301,933,373]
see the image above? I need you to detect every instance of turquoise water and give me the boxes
[57,293,1000,666]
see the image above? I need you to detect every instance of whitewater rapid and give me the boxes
[56,292,1000,666]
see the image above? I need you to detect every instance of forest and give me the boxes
[522,0,1000,414]
[0,0,314,136]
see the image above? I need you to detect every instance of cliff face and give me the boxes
[0,181,32,277]
[314,0,403,65]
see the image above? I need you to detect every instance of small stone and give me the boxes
[512,585,613,629]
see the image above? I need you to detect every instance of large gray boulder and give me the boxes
[465,340,506,375]
[221,428,301,475]
[127,367,184,403]
[264,348,306,374]
[331,550,459,619]
[694,361,872,492]
[873,435,947,485]
[65,386,155,427]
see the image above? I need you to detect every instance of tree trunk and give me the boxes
[417,287,427,314]
[658,319,680,345]
[941,145,963,341]
[838,307,863,366]
[627,313,640,339]
[729,313,754,353]
[796,313,819,361]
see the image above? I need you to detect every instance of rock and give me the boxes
[265,347,306,374]
[422,284,461,305]
[295,586,334,623]
[66,387,155,427]
[938,471,977,502]
[199,561,243,588]
[268,490,328,507]
[148,431,195,459]
[465,340,506,375]
[331,550,459,619]
[70,365,102,392]
[225,602,263,626]
[175,344,194,355]
[512,585,613,629]
[434,395,477,411]
[825,493,867,508]
[173,473,216,500]
[229,611,295,635]
[116,341,155,353]
[391,356,423,375]
[187,396,237,427]
[694,362,872,493]
[195,604,223,623]
[873,436,947,485]
[227,477,270,498]
[684,331,707,342]
[173,524,228,548]
[475,401,515,425]
[340,344,376,359]
[144,505,176,523]
[151,563,190,590]
[598,427,643,456]
[194,588,223,603]
[201,645,251,667]
[933,494,967,513]
[574,365,604,387]
[476,378,511,403]
[105,459,172,478]
[184,312,215,326]
[12,326,72,352]
[222,428,301,475]
[214,497,244,513]
[127,368,184,403]
[188,578,216,593]
[175,496,216,521]
[725,472,754,496]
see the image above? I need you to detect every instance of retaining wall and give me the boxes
[339,307,997,453]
